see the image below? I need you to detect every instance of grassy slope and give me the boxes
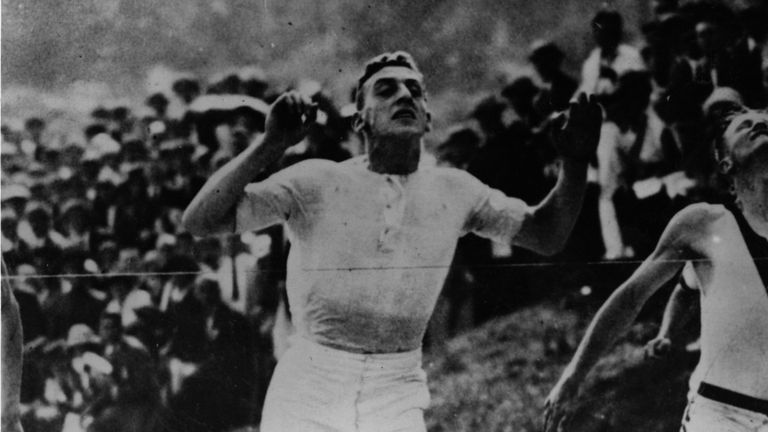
[424,304,697,432]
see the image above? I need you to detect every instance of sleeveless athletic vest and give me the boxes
[731,207,768,292]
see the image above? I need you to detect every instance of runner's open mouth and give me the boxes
[750,129,768,140]
[393,109,417,120]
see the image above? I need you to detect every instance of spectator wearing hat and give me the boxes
[23,117,46,162]
[1,140,25,175]
[90,107,112,127]
[226,105,267,158]
[93,133,124,187]
[502,77,543,131]
[61,324,114,419]
[2,184,31,219]
[98,312,158,401]
[56,254,107,336]
[1,209,29,271]
[208,72,242,95]
[105,256,153,332]
[26,163,55,204]
[529,40,578,115]
[172,78,201,106]
[10,263,47,342]
[17,202,63,277]
[109,106,135,142]
[169,77,202,124]
[578,9,645,99]
[113,168,158,250]
[10,267,43,342]
[90,180,120,240]
[137,255,165,305]
[54,198,93,254]
[239,66,269,100]
[146,93,170,121]
[151,233,177,268]
[156,141,205,210]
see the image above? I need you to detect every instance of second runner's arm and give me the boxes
[542,207,702,432]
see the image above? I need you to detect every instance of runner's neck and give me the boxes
[367,137,421,175]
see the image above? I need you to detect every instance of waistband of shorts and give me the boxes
[289,335,422,364]
[698,382,768,416]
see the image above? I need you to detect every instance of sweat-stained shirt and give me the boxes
[235,156,530,353]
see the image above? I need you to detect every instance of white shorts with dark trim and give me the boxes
[681,391,768,432]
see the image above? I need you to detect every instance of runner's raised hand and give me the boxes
[552,93,603,164]
[264,90,318,151]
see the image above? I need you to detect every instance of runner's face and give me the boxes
[357,67,431,139]
[724,111,768,172]
[725,111,768,207]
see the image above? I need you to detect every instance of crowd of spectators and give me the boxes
[2,1,766,431]
[2,64,357,431]
[435,0,767,323]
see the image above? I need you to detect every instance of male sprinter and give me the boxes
[183,51,601,431]
[545,108,768,431]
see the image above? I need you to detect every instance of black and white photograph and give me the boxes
[2,1,767,431]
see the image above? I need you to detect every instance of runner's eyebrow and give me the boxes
[736,119,753,132]
[372,77,424,96]
[373,78,397,94]
[404,79,424,97]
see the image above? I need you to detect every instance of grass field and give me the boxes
[424,303,697,432]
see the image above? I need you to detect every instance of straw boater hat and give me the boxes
[59,198,90,220]
[66,324,101,347]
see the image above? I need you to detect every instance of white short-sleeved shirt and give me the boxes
[236,156,529,353]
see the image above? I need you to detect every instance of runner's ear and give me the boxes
[718,157,733,175]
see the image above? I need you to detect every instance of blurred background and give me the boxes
[2,0,651,139]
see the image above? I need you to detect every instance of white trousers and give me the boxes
[260,337,430,432]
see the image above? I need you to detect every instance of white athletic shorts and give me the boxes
[260,336,430,432]
[681,395,768,432]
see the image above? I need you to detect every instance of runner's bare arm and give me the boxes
[543,205,710,432]
[513,93,602,256]
[644,272,698,359]
[182,91,316,236]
